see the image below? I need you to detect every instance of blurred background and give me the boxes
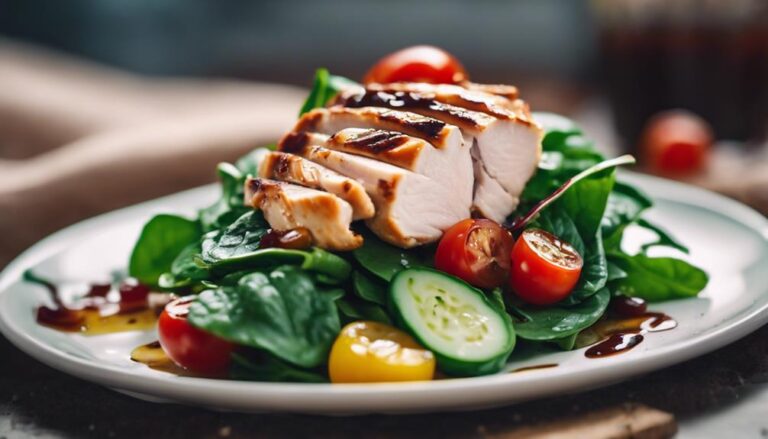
[1,0,767,265]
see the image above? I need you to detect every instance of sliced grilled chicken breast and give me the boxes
[244,178,362,251]
[337,89,542,203]
[461,82,519,101]
[258,151,374,220]
[367,82,531,122]
[296,106,460,149]
[324,127,473,208]
[472,159,519,223]
[279,131,470,247]
[458,83,532,115]
[293,107,473,211]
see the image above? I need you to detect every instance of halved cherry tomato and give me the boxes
[509,228,583,305]
[640,110,712,176]
[363,45,467,85]
[434,219,514,289]
[158,296,234,374]
[329,321,435,383]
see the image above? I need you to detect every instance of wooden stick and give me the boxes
[484,403,677,439]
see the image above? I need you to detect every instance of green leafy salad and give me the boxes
[126,63,708,383]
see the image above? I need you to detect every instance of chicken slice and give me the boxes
[293,107,473,213]
[296,106,460,149]
[459,83,532,115]
[279,131,469,248]
[324,127,473,206]
[472,159,519,223]
[367,82,533,123]
[258,151,374,220]
[461,82,519,101]
[337,89,542,206]
[244,178,362,251]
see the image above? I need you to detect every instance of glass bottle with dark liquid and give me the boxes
[594,0,768,148]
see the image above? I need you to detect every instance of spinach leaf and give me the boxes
[199,163,250,233]
[608,253,708,302]
[230,351,327,383]
[200,210,269,263]
[553,333,578,351]
[512,155,634,234]
[323,287,347,302]
[299,69,359,116]
[606,260,628,282]
[337,298,392,325]
[565,232,607,304]
[521,114,603,203]
[601,181,653,250]
[557,169,616,240]
[488,288,507,313]
[352,232,425,281]
[637,218,690,254]
[189,266,341,368]
[513,288,610,341]
[532,112,583,151]
[158,241,208,289]
[520,149,603,203]
[204,247,351,282]
[128,214,200,285]
[352,270,388,306]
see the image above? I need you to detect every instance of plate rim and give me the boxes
[1,171,767,413]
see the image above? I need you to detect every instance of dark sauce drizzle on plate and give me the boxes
[582,295,677,358]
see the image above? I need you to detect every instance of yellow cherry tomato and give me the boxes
[329,321,436,383]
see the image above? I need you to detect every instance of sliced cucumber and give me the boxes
[390,268,515,376]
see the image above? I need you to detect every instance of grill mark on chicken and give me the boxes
[363,84,536,128]
[368,84,512,121]
[279,131,310,155]
[374,108,446,139]
[330,129,410,154]
[247,177,266,195]
[273,153,291,178]
[296,107,448,142]
[377,178,395,201]
[337,90,484,129]
[294,111,323,134]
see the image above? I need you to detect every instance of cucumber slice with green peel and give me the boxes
[390,268,515,376]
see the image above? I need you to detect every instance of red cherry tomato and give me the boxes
[641,110,712,176]
[158,296,234,374]
[364,45,468,85]
[434,219,514,289]
[509,229,583,305]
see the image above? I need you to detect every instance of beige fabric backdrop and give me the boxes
[0,40,306,267]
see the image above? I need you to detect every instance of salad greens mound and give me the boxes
[127,70,708,381]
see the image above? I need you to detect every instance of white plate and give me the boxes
[1,172,767,414]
